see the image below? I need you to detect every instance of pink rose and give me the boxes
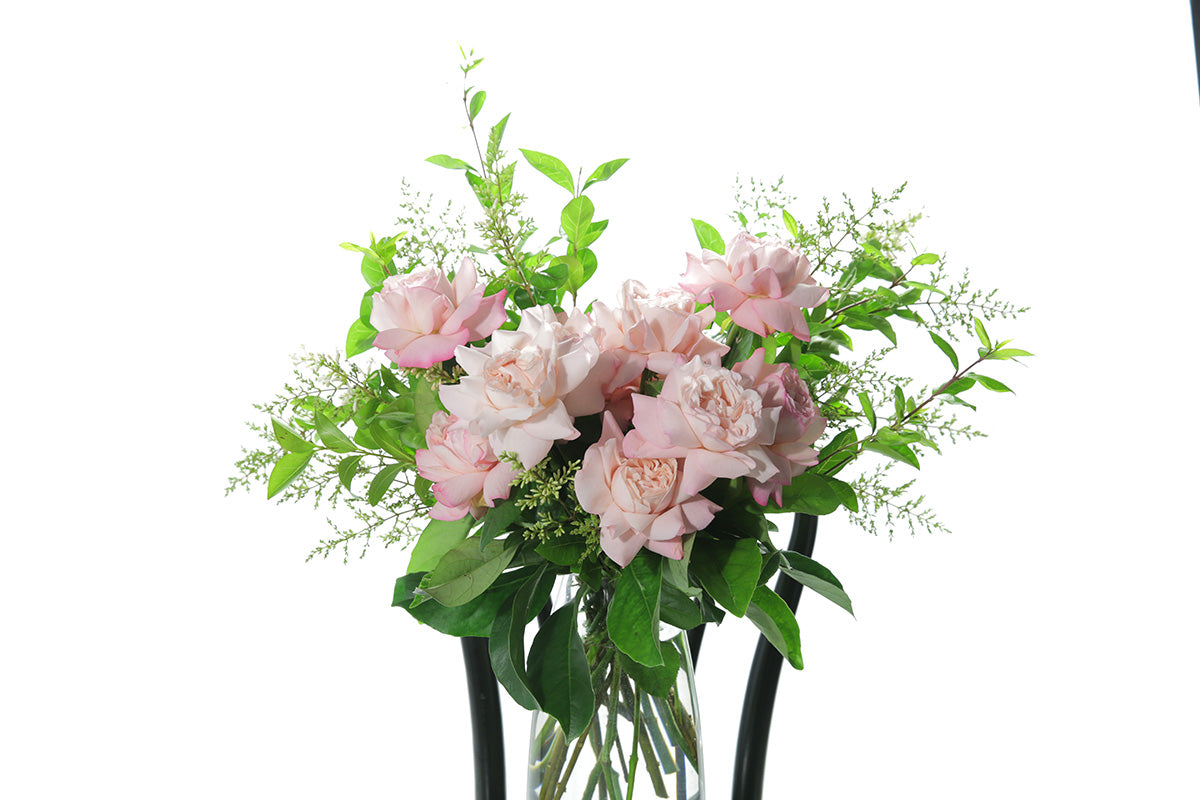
[576,413,720,567]
[680,231,828,340]
[415,412,519,521]
[370,256,507,368]
[732,349,827,506]
[592,280,728,375]
[439,305,599,469]
[624,357,780,495]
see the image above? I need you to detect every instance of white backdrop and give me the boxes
[3,1,1198,798]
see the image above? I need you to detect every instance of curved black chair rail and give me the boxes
[458,512,818,800]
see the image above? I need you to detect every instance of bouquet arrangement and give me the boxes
[231,52,1028,799]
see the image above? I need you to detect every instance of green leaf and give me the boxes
[420,537,516,607]
[347,318,376,358]
[528,600,596,740]
[468,90,486,121]
[943,376,976,395]
[911,252,939,266]
[425,154,475,171]
[967,373,1014,393]
[989,348,1034,360]
[607,552,664,667]
[407,515,475,573]
[781,208,799,239]
[863,440,920,469]
[489,568,545,710]
[574,218,608,249]
[394,566,548,638]
[973,317,992,349]
[857,391,876,431]
[412,377,441,447]
[691,219,724,254]
[779,552,854,616]
[267,451,312,499]
[563,254,585,297]
[774,472,858,515]
[535,535,588,566]
[478,498,522,547]
[520,149,574,194]
[929,331,959,371]
[691,538,761,617]
[619,638,681,699]
[746,585,804,669]
[582,158,629,191]
[561,196,595,243]
[367,462,404,506]
[271,418,313,453]
[314,410,356,453]
[336,455,362,491]
[658,582,704,630]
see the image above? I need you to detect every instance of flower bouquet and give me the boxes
[231,51,1028,799]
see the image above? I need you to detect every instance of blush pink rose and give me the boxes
[576,413,721,566]
[370,256,507,368]
[732,349,827,506]
[623,357,780,496]
[680,231,828,340]
[591,280,728,375]
[415,412,519,521]
[439,305,600,469]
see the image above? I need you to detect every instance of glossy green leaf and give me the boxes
[607,552,664,666]
[528,600,596,740]
[782,208,798,238]
[367,462,404,506]
[393,566,545,638]
[943,377,976,395]
[561,196,595,243]
[346,318,376,357]
[407,515,475,573]
[478,498,522,547]
[691,538,761,617]
[779,551,854,616]
[535,536,588,566]
[582,158,629,191]
[911,252,939,266]
[658,582,704,630]
[267,451,312,499]
[271,418,313,453]
[973,317,992,349]
[774,472,858,515]
[314,410,356,453]
[489,568,545,710]
[968,373,1014,393]
[746,585,804,669]
[468,90,486,121]
[336,455,362,491]
[574,218,608,249]
[863,440,920,469]
[520,149,574,194]
[929,331,959,370]
[619,638,681,699]
[691,219,724,254]
[989,348,1034,360]
[420,537,515,607]
[857,391,876,431]
[425,154,475,171]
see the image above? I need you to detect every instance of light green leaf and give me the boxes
[582,158,629,191]
[468,90,486,121]
[779,552,854,616]
[929,331,959,370]
[346,318,376,358]
[520,149,574,194]
[271,418,313,453]
[336,455,362,491]
[314,410,356,453]
[746,585,804,669]
[911,252,939,266]
[574,218,608,249]
[857,392,876,431]
[367,462,404,506]
[267,451,312,499]
[989,348,1034,360]
[691,538,761,617]
[425,154,475,171]
[967,373,1014,393]
[421,537,515,607]
[973,317,992,349]
[607,552,664,667]
[561,196,595,243]
[691,219,724,254]
[528,600,596,740]
[863,440,920,469]
[407,515,475,574]
[943,376,976,395]
[782,208,798,239]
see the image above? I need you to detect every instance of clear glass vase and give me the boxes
[526,576,704,800]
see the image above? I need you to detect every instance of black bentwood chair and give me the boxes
[459,513,819,800]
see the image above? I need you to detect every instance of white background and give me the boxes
[3,1,1198,798]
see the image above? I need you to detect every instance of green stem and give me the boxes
[625,687,642,800]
